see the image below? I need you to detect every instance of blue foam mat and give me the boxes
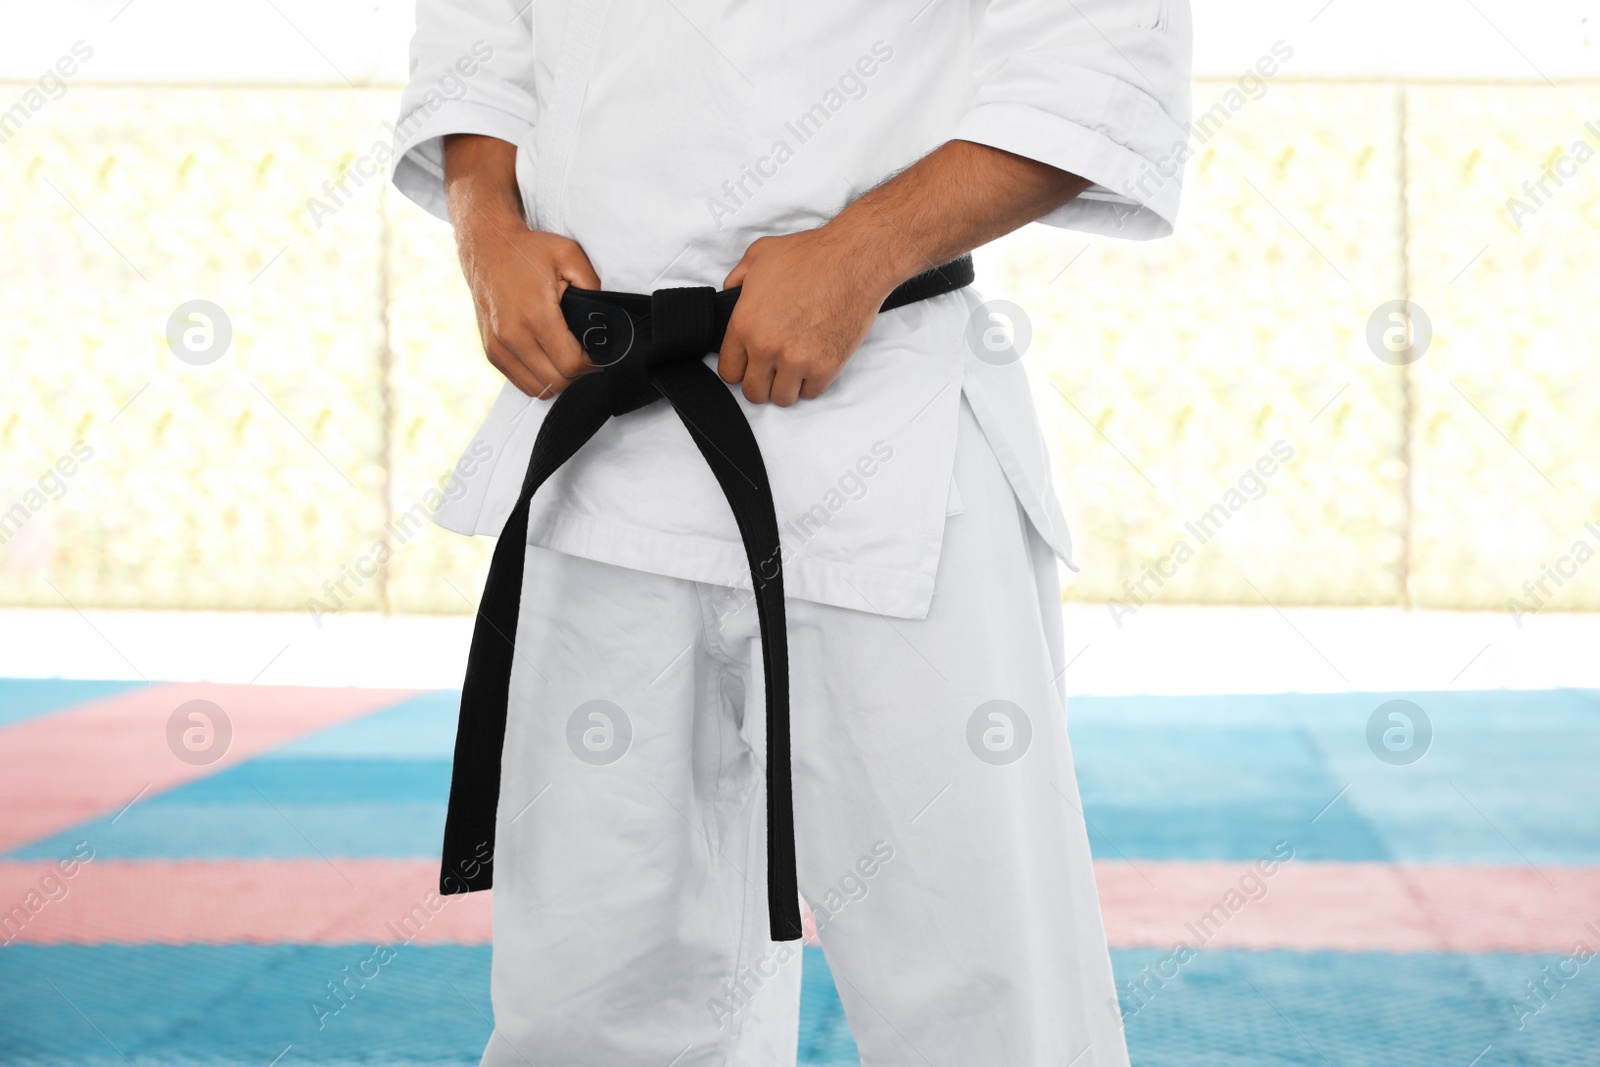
[0,678,146,728]
[13,687,1598,865]
[4,945,1597,1066]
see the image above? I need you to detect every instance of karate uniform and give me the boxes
[388,0,1191,1063]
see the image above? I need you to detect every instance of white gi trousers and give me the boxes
[483,396,1128,1067]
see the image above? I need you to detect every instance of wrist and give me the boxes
[460,196,527,236]
[822,208,921,302]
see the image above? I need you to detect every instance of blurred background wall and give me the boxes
[2,0,1598,616]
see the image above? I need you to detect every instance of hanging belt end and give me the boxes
[770,909,805,943]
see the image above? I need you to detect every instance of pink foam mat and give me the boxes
[0,858,491,946]
[4,858,1595,952]
[0,682,419,855]
[1095,859,1600,953]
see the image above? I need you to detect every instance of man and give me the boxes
[389,1,1189,1064]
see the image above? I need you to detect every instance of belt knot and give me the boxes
[597,285,719,417]
[651,286,719,362]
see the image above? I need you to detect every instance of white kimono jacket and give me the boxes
[389,0,1191,620]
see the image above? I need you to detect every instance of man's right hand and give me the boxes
[443,134,602,399]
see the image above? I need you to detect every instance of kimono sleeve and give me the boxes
[388,0,537,224]
[951,0,1193,239]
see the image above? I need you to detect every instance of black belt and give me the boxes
[439,253,975,941]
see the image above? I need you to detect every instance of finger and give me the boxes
[796,363,838,404]
[496,322,574,398]
[521,336,580,397]
[525,351,574,398]
[799,374,833,401]
[485,334,557,399]
[529,303,594,382]
[741,351,777,405]
[769,364,805,408]
[718,329,749,384]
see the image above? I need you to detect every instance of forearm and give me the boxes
[825,139,1091,298]
[718,140,1089,405]
[443,133,526,230]
[440,133,603,399]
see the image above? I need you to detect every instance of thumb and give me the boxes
[558,245,603,291]
[723,248,757,291]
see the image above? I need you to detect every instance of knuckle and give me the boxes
[524,307,559,337]
[495,324,532,353]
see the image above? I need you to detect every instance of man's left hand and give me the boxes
[718,225,896,407]
[716,141,1091,407]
